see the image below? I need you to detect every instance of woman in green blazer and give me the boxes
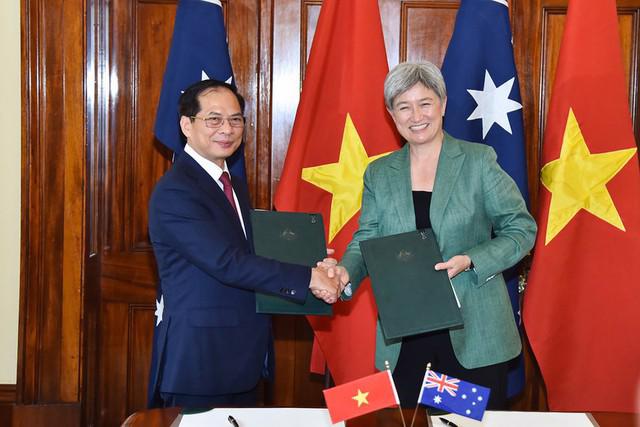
[327,62,537,408]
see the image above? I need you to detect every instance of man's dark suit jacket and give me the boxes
[147,152,310,405]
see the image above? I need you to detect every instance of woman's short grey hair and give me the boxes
[384,62,447,109]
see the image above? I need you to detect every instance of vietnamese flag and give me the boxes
[323,370,400,424]
[523,0,640,413]
[273,0,401,384]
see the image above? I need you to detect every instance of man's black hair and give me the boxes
[178,79,245,120]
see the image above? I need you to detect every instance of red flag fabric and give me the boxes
[273,0,401,384]
[323,370,399,424]
[523,0,640,412]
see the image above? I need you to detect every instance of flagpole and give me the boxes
[323,363,333,389]
[385,361,406,427]
[411,363,432,427]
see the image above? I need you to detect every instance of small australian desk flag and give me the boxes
[418,369,490,421]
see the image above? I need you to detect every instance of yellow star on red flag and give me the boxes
[302,113,390,242]
[540,108,637,244]
[352,389,369,407]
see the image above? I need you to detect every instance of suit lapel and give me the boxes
[177,154,248,240]
[233,176,254,249]
[430,134,465,238]
[387,145,416,232]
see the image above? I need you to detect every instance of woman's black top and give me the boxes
[393,190,452,405]
[412,191,432,230]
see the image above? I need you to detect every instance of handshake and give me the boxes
[308,254,351,305]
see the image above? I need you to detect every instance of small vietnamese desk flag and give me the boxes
[418,369,490,421]
[154,0,245,177]
[523,0,640,413]
[441,0,529,398]
[273,0,401,384]
[323,370,400,424]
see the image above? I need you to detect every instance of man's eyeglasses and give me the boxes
[190,115,245,129]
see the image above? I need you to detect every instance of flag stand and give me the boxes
[410,363,432,427]
[384,361,406,427]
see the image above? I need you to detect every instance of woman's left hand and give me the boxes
[434,255,472,279]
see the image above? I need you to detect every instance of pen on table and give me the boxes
[439,417,459,427]
[227,415,240,427]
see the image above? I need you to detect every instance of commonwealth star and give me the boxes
[155,295,164,326]
[467,70,522,138]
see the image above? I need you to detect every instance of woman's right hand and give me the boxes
[434,254,473,279]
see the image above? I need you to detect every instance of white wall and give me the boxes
[0,0,21,384]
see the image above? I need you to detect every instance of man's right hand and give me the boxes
[309,267,340,304]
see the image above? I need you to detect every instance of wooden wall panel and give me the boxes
[130,1,175,250]
[108,0,173,255]
[271,0,304,201]
[93,2,173,424]
[401,2,457,65]
[126,306,155,421]
[0,385,17,426]
[256,0,276,207]
[619,10,640,132]
[540,9,565,147]
[13,404,80,427]
[97,301,129,426]
[95,281,154,427]
[19,0,85,407]
[226,0,261,204]
[269,317,325,407]
[303,3,321,65]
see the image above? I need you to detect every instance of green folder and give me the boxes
[250,210,332,316]
[359,229,463,339]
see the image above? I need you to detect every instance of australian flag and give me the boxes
[441,0,528,397]
[418,369,490,421]
[154,0,245,177]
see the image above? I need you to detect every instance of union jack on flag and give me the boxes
[423,370,460,396]
[418,369,491,421]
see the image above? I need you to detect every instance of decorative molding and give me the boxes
[126,305,155,415]
[0,384,16,402]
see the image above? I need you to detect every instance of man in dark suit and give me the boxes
[147,79,339,408]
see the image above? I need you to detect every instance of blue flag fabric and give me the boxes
[418,369,490,421]
[441,0,528,397]
[154,0,245,178]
